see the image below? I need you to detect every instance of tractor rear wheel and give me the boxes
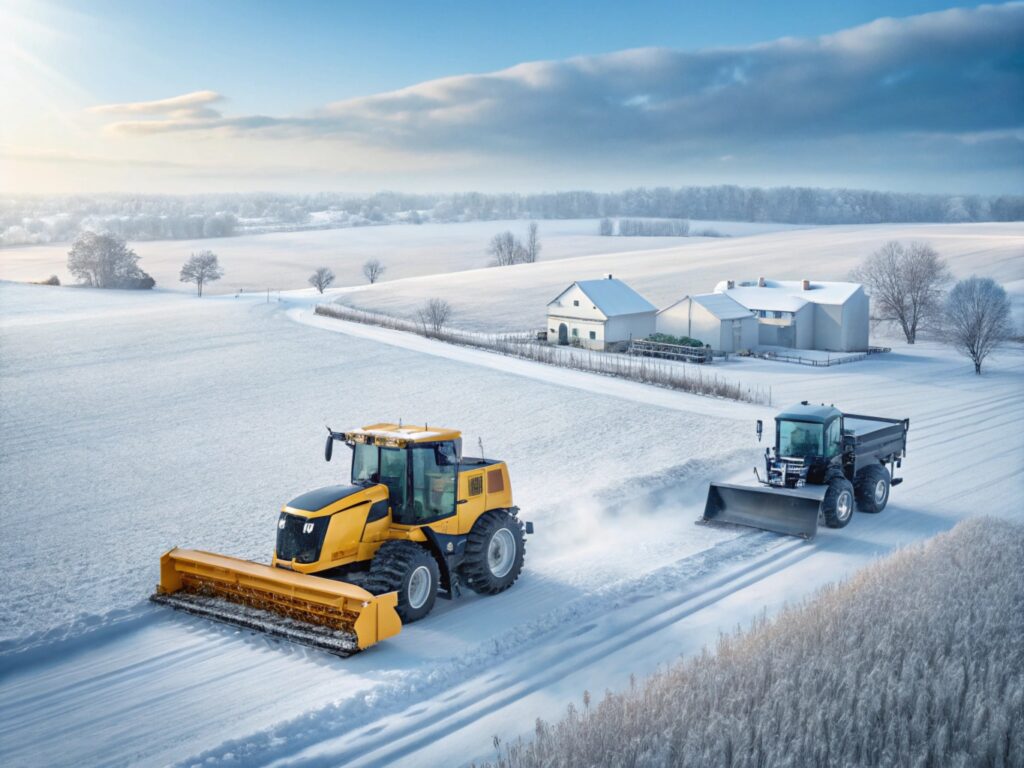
[822,476,855,529]
[365,541,440,623]
[461,509,525,595]
[855,464,890,513]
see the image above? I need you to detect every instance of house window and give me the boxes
[573,300,580,306]
[589,331,596,340]
[572,328,579,337]
[773,311,783,319]
[758,310,768,318]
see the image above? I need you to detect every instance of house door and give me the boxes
[558,323,568,345]
[732,320,742,350]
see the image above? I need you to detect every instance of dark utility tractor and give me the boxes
[702,402,909,539]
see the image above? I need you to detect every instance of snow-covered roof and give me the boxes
[551,277,656,317]
[688,293,754,320]
[713,279,862,312]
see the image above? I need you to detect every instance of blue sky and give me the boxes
[66,0,978,110]
[1,0,1021,194]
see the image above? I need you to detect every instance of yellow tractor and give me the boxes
[153,424,532,655]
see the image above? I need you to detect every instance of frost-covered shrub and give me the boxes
[647,333,703,347]
[481,517,1024,768]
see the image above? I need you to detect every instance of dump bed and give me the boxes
[843,413,909,465]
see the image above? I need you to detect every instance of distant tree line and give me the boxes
[612,218,691,236]
[3,185,1022,247]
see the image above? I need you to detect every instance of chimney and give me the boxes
[606,273,613,280]
[802,279,811,291]
[757,276,766,287]
[726,280,735,290]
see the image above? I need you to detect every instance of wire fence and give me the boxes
[314,303,772,405]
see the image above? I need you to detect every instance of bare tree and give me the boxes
[488,231,524,266]
[417,298,452,335]
[363,258,386,284]
[599,217,614,236]
[943,277,1013,374]
[850,241,950,343]
[179,250,223,297]
[523,221,541,263]
[67,232,154,289]
[308,267,335,294]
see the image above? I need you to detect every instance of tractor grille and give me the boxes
[275,513,330,564]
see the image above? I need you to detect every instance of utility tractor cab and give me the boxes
[345,428,461,526]
[761,403,844,489]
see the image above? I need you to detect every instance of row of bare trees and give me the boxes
[488,222,541,266]
[852,241,1014,373]
[306,259,385,294]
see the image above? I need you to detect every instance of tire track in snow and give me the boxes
[180,532,804,767]
[272,537,816,768]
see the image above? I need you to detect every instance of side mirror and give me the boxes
[325,434,334,462]
[756,419,763,442]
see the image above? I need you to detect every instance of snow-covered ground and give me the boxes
[1,216,1022,768]
[332,222,1024,331]
[0,218,800,295]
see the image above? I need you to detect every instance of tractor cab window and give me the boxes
[379,448,408,514]
[352,443,380,484]
[778,420,823,458]
[825,418,842,458]
[408,442,457,523]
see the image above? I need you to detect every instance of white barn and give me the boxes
[713,278,870,352]
[656,293,758,352]
[547,275,656,351]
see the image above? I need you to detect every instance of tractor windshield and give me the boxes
[351,441,457,525]
[778,420,823,458]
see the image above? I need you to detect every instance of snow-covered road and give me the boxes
[1,282,1021,767]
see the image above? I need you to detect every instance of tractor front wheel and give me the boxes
[366,541,440,623]
[822,477,855,529]
[855,464,890,513]
[461,509,525,595]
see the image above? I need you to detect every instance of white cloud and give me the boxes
[80,4,1024,190]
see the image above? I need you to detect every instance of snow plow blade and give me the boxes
[701,482,826,540]
[152,548,401,655]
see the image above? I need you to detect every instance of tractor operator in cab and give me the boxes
[787,425,819,457]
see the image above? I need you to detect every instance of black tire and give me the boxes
[461,509,525,596]
[822,476,855,529]
[855,464,890,513]
[365,541,439,623]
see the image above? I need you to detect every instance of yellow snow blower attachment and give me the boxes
[153,423,532,656]
[153,548,400,655]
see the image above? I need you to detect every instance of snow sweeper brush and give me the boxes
[153,548,400,654]
[153,423,532,655]
[701,403,909,540]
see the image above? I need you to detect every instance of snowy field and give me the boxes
[1,216,1022,767]
[332,222,1024,331]
[0,218,803,295]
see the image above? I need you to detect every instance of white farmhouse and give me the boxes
[713,278,870,352]
[656,293,758,352]
[547,275,656,351]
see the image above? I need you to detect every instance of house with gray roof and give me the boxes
[713,278,870,351]
[656,293,759,352]
[546,275,656,350]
